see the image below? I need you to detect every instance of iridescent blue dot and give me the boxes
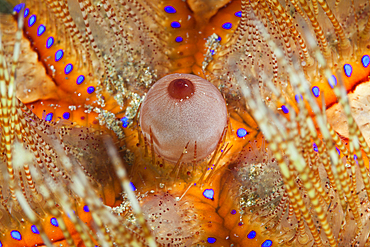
[171,21,181,28]
[28,15,36,27]
[203,189,214,200]
[64,63,73,74]
[50,217,59,227]
[31,225,40,234]
[11,230,22,240]
[231,209,236,215]
[235,11,242,17]
[55,49,64,62]
[328,75,337,88]
[313,143,318,152]
[261,240,273,247]
[210,50,215,55]
[222,22,232,29]
[281,105,289,114]
[237,128,248,138]
[164,6,176,14]
[247,230,256,239]
[344,64,353,77]
[46,37,54,49]
[336,147,340,155]
[121,117,129,128]
[362,55,370,68]
[76,75,85,85]
[295,94,303,103]
[207,237,216,244]
[354,154,358,160]
[63,112,70,119]
[312,86,320,98]
[83,205,89,212]
[13,3,25,13]
[24,8,29,17]
[37,24,46,36]
[0,240,2,247]
[130,182,136,191]
[45,113,53,121]
[175,36,183,42]
[87,86,95,94]
[217,36,222,41]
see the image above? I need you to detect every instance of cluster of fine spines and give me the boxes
[0,112,118,246]
[193,0,242,76]
[200,0,370,119]
[10,2,107,129]
[155,1,198,74]
[12,0,207,135]
[15,1,103,102]
[235,13,370,244]
[0,30,125,246]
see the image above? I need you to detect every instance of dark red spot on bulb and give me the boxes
[140,73,227,163]
[168,79,195,99]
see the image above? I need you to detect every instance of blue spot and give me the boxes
[210,50,215,55]
[55,49,64,62]
[64,64,73,74]
[13,3,25,13]
[87,86,95,94]
[237,128,248,138]
[45,113,53,121]
[11,230,22,240]
[247,230,256,239]
[344,64,353,77]
[312,86,320,98]
[121,117,129,128]
[281,105,289,114]
[203,189,214,200]
[62,112,70,119]
[217,36,222,41]
[24,8,29,17]
[50,217,59,227]
[207,237,216,244]
[164,6,176,14]
[362,55,370,68]
[83,205,89,212]
[28,15,36,27]
[46,37,54,49]
[222,22,232,29]
[175,36,183,42]
[31,225,40,234]
[261,240,273,247]
[231,209,236,215]
[354,154,358,160]
[130,182,136,191]
[235,11,242,17]
[0,240,2,247]
[313,143,318,152]
[328,75,337,88]
[171,21,181,28]
[76,75,85,85]
[37,25,46,36]
[336,147,340,155]
[295,94,303,103]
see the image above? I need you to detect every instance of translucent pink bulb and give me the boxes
[140,73,227,163]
